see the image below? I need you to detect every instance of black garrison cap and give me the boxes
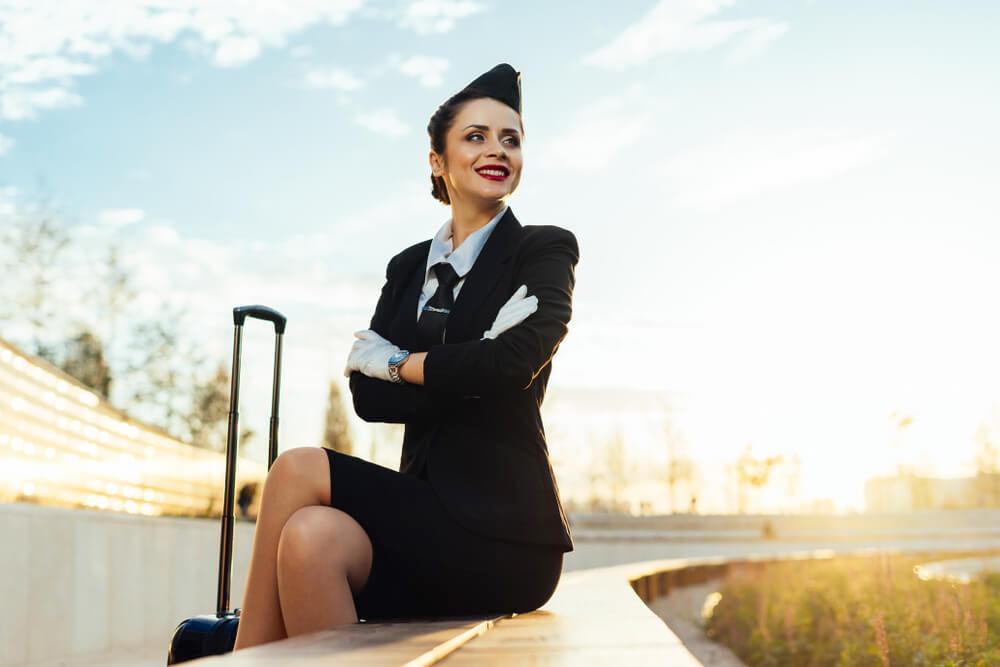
[457,63,522,115]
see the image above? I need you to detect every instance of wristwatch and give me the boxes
[387,349,411,384]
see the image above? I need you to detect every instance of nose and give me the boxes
[486,136,507,160]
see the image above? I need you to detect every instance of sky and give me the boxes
[2,0,999,513]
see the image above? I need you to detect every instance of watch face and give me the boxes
[389,351,408,364]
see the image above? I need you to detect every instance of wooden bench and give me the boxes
[181,546,996,665]
[438,560,706,665]
[183,557,711,665]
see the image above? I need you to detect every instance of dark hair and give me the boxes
[427,92,525,205]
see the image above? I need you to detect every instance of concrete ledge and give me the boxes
[0,502,255,667]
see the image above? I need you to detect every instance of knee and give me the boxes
[265,447,329,502]
[276,506,336,571]
[269,447,317,483]
[277,506,373,593]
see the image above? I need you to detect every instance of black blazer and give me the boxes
[348,206,578,552]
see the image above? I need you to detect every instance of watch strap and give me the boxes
[388,350,410,383]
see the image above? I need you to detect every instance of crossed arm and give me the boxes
[397,352,425,385]
[348,228,579,423]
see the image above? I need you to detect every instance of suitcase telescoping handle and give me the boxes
[217,305,287,617]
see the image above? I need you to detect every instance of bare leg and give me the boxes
[232,447,332,650]
[276,506,374,635]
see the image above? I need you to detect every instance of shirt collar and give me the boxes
[425,204,509,284]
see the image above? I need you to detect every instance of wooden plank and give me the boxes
[439,563,703,666]
[182,616,505,666]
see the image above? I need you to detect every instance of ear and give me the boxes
[429,150,445,177]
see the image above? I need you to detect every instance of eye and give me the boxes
[467,132,520,147]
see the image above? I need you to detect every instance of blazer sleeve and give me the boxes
[348,254,458,424]
[422,227,579,396]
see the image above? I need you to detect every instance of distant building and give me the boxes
[0,335,265,517]
[865,473,1000,512]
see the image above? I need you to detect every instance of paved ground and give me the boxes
[647,578,746,667]
[26,641,166,667]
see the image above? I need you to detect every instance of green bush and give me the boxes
[704,552,1000,666]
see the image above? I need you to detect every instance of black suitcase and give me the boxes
[167,305,286,664]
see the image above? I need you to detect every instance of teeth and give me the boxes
[478,169,507,177]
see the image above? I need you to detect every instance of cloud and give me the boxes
[397,0,486,34]
[353,108,409,137]
[212,35,261,68]
[726,20,788,64]
[303,66,365,91]
[0,133,13,156]
[0,1,366,121]
[98,208,146,227]
[660,128,892,208]
[0,87,83,121]
[4,56,97,85]
[397,56,449,87]
[583,0,787,70]
[533,84,667,172]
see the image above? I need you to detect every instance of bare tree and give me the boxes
[59,325,112,397]
[187,361,231,451]
[183,361,257,452]
[602,428,629,512]
[123,305,204,440]
[323,378,353,455]
[0,193,70,362]
[783,453,803,509]
[660,407,693,513]
[585,434,605,512]
[974,417,1000,506]
[734,443,783,513]
[89,243,138,369]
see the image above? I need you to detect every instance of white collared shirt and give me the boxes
[417,204,509,321]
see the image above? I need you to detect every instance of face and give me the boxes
[429,97,523,207]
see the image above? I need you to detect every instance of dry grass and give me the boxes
[703,551,1000,666]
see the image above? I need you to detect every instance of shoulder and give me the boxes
[385,239,432,278]
[519,224,579,261]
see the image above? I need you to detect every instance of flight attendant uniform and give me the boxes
[327,63,578,621]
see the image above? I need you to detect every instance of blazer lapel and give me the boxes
[444,207,522,343]
[392,241,431,351]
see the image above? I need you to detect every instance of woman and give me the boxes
[233,63,579,650]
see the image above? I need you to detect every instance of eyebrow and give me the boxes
[463,124,521,134]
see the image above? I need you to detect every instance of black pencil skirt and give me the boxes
[323,447,565,621]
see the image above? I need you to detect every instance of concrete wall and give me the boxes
[0,502,255,666]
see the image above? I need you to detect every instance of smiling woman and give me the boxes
[427,95,525,207]
[231,63,581,652]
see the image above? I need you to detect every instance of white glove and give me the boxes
[343,329,401,381]
[481,284,538,340]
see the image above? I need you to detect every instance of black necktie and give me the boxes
[415,261,461,350]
